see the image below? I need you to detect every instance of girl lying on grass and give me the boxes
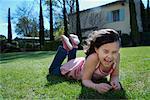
[49,29,121,94]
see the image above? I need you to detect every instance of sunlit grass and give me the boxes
[0,46,150,99]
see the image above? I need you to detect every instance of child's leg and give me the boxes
[49,46,67,75]
[68,48,77,61]
[67,34,80,61]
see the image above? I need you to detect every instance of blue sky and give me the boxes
[0,0,148,38]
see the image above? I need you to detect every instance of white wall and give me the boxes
[102,2,131,35]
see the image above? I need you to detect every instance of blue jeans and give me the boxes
[49,46,77,76]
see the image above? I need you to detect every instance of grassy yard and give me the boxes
[0,46,150,99]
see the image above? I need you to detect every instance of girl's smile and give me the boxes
[95,42,120,68]
[104,58,112,64]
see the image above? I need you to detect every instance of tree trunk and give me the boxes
[140,0,146,31]
[63,0,69,37]
[39,0,44,49]
[76,0,82,42]
[50,0,54,41]
[129,0,140,46]
[147,0,149,14]
[8,8,12,43]
[70,0,75,14]
[146,0,150,31]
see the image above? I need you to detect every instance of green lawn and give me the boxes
[0,46,150,99]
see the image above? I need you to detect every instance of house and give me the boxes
[68,0,143,39]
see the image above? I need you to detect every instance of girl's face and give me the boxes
[95,42,120,68]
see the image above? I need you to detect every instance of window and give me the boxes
[112,10,119,22]
[107,8,125,23]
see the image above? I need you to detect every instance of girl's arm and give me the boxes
[82,53,98,90]
[110,53,121,90]
[110,53,120,81]
[82,53,112,93]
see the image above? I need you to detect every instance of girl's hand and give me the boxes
[95,83,112,93]
[110,80,121,90]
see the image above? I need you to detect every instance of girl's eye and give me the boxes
[112,51,118,54]
[103,50,109,54]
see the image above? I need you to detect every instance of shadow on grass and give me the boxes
[79,83,127,99]
[0,51,56,64]
[46,74,127,99]
[46,74,79,85]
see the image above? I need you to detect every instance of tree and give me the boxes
[0,35,6,40]
[129,0,140,46]
[45,0,76,37]
[147,0,149,16]
[50,0,54,41]
[140,0,146,31]
[75,0,82,42]
[14,1,39,37]
[63,0,69,37]
[70,0,75,14]
[39,0,45,49]
[45,0,62,30]
[8,8,12,43]
[88,11,106,28]
[15,16,38,37]
[146,0,150,31]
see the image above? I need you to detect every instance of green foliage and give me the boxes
[44,0,76,32]
[141,32,150,45]
[129,0,140,46]
[54,27,64,39]
[121,34,131,47]
[15,16,38,37]
[0,40,20,53]
[43,40,61,51]
[0,47,150,99]
[0,35,6,41]
[14,1,39,37]
[120,32,150,46]
[0,39,7,52]
[23,42,39,51]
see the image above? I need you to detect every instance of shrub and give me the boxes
[0,38,21,53]
[120,34,131,47]
[1,41,20,53]
[141,32,150,45]
[0,35,6,40]
[0,40,7,52]
[25,43,33,50]
[43,40,61,51]
[21,42,40,51]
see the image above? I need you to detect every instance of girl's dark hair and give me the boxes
[83,29,121,57]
